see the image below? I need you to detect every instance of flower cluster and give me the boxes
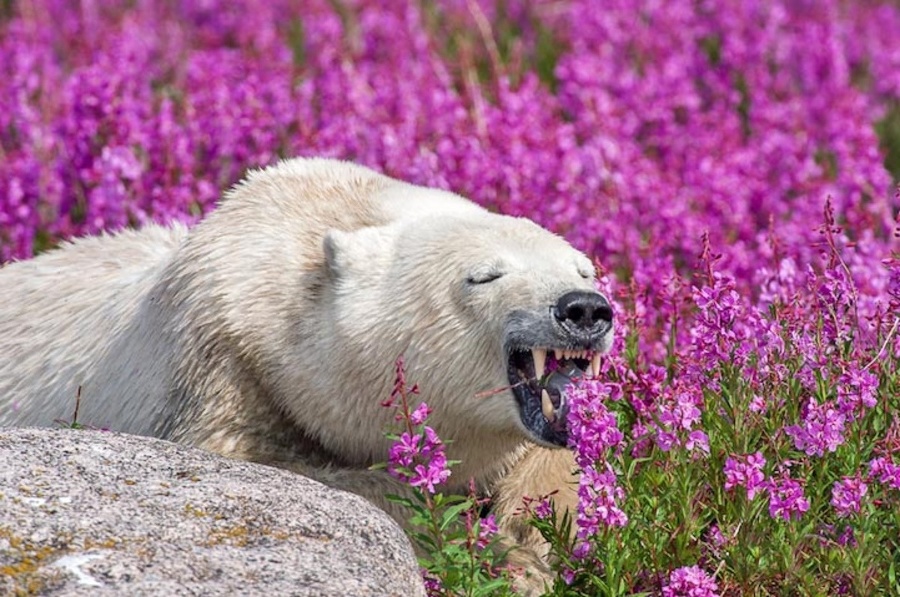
[767,475,811,522]
[387,422,451,494]
[784,399,848,458]
[662,565,720,597]
[868,457,900,490]
[831,476,868,517]
[565,380,628,539]
[723,452,768,500]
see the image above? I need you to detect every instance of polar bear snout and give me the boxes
[553,290,613,332]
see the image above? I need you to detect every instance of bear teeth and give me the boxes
[590,353,601,378]
[532,348,547,380]
[522,347,598,384]
[541,389,556,423]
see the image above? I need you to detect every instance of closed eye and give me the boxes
[466,271,504,284]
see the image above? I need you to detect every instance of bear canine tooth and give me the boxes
[591,353,602,378]
[532,348,547,380]
[541,389,556,422]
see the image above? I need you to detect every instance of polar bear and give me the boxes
[0,158,614,588]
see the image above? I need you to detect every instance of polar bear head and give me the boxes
[319,200,614,457]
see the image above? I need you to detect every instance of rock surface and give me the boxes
[0,428,425,596]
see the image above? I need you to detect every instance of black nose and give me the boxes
[554,291,613,330]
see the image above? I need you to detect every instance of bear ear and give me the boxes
[323,226,394,279]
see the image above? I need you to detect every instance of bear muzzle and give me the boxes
[504,290,614,448]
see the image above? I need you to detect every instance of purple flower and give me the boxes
[571,541,591,560]
[421,570,443,596]
[662,565,720,597]
[706,524,727,549]
[476,514,498,549]
[565,380,628,536]
[723,452,768,500]
[685,429,710,455]
[408,402,432,426]
[567,379,624,469]
[576,463,628,537]
[387,426,451,494]
[768,476,810,521]
[836,366,878,416]
[387,431,419,469]
[784,399,847,457]
[831,475,867,517]
[409,458,451,494]
[868,457,900,490]
[533,499,552,520]
[837,525,856,547]
[749,395,767,414]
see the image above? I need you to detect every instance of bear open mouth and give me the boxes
[507,348,601,447]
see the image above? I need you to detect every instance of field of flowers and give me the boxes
[2,0,899,594]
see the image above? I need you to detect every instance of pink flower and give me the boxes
[662,565,720,597]
[836,366,878,416]
[408,402,432,426]
[784,398,847,457]
[387,432,419,469]
[768,476,810,521]
[831,476,867,517]
[476,514,498,549]
[868,457,900,490]
[387,426,451,494]
[422,570,443,596]
[576,463,628,537]
[534,499,552,520]
[749,395,767,414]
[566,379,624,469]
[723,452,768,500]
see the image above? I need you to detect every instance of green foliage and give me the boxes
[388,490,517,597]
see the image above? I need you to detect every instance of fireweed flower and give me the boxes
[836,365,878,416]
[831,475,868,517]
[868,457,900,490]
[387,431,419,469]
[723,452,768,500]
[476,514,498,549]
[768,476,810,521]
[566,380,628,539]
[408,402,432,425]
[533,499,552,520]
[652,384,710,455]
[784,398,847,457]
[684,429,710,455]
[690,274,742,368]
[749,394,767,414]
[576,463,628,537]
[387,419,451,494]
[566,379,624,468]
[706,524,727,550]
[662,565,720,597]
[421,570,443,596]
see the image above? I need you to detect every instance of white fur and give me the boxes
[1,158,599,590]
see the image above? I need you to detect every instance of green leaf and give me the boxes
[439,499,476,532]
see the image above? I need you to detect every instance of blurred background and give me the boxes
[1,0,898,313]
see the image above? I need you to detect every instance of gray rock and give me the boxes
[0,428,426,596]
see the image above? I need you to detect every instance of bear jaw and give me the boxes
[504,308,614,448]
